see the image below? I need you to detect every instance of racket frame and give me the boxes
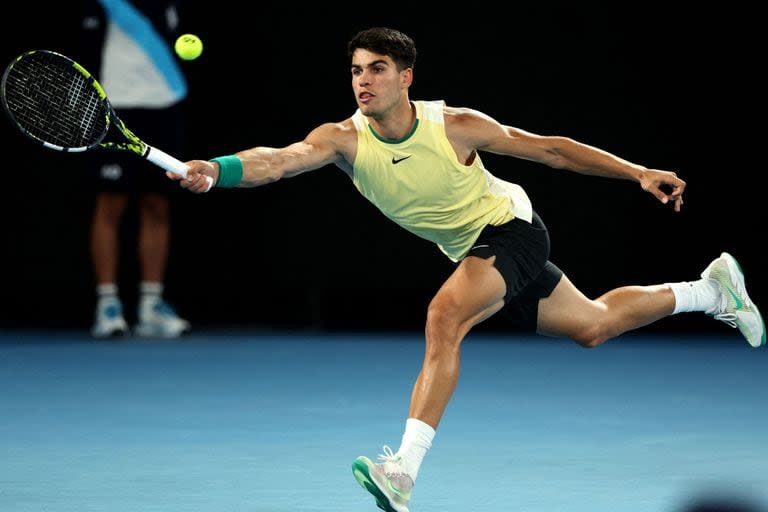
[1,50,190,178]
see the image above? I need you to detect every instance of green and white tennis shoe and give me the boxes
[701,252,765,347]
[353,446,413,512]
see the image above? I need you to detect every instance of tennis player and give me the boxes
[170,27,764,512]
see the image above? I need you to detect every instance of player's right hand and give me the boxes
[167,160,218,193]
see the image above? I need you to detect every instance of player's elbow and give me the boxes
[543,153,569,170]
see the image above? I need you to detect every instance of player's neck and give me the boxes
[370,100,416,141]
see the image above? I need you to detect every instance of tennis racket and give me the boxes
[1,49,212,190]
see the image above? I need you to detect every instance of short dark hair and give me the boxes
[347,27,417,71]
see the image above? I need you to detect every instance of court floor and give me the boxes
[1,330,765,512]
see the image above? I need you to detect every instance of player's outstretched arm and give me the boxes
[169,122,348,194]
[447,107,686,211]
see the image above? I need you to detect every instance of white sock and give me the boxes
[139,281,163,307]
[667,279,719,314]
[96,283,119,306]
[395,418,435,482]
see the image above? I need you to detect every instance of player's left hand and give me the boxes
[639,168,685,212]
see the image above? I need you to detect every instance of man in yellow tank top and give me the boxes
[172,27,764,512]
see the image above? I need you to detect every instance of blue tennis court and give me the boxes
[1,331,765,512]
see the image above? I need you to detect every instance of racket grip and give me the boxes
[146,146,214,192]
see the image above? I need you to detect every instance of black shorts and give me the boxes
[89,105,184,196]
[465,211,563,332]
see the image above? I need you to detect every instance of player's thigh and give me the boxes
[433,255,507,328]
[536,273,606,338]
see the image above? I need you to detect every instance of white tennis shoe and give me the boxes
[701,252,765,347]
[353,446,413,512]
[91,298,129,338]
[135,299,190,338]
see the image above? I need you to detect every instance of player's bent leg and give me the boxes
[536,273,676,347]
[535,275,606,346]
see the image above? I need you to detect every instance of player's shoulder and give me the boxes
[442,104,473,115]
[441,105,506,146]
[442,105,494,129]
[311,118,356,139]
[442,104,490,118]
[307,118,357,158]
[409,100,481,127]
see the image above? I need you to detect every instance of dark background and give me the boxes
[0,2,763,333]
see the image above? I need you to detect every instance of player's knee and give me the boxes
[425,296,462,350]
[427,293,463,321]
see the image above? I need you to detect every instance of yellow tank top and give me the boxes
[351,100,533,262]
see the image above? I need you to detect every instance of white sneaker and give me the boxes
[91,299,129,338]
[701,252,765,347]
[135,300,191,338]
[352,446,413,512]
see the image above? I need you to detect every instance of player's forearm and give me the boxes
[231,140,333,187]
[554,137,646,182]
[234,147,285,187]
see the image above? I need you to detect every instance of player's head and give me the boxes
[348,27,417,117]
[347,27,417,71]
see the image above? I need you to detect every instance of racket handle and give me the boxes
[146,146,214,192]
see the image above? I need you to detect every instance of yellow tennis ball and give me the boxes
[174,34,203,60]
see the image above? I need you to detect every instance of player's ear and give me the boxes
[401,67,413,88]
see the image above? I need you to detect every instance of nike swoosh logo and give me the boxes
[726,287,744,310]
[392,155,412,164]
[386,480,411,500]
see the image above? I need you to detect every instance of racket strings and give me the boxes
[3,52,108,149]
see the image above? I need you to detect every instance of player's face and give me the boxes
[351,50,409,117]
